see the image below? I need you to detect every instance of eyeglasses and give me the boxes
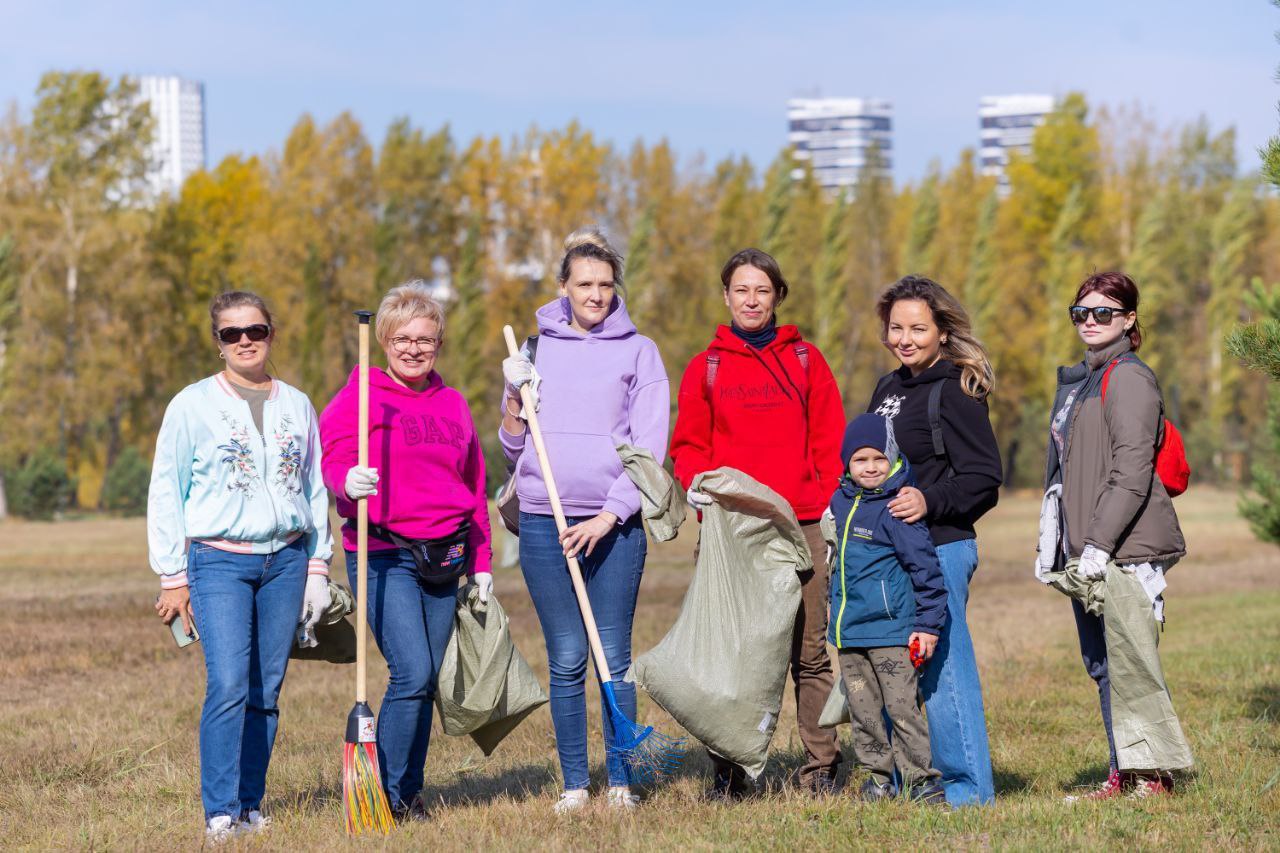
[390,336,440,353]
[217,324,271,344]
[1068,305,1128,326]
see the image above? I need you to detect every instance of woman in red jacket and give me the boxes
[669,247,846,799]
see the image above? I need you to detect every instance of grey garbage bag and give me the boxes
[1042,558,1194,772]
[435,585,549,756]
[291,581,356,663]
[818,676,850,728]
[617,443,686,542]
[630,467,808,779]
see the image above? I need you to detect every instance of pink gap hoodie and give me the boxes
[320,366,492,575]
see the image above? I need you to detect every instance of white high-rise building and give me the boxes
[979,94,1055,190]
[137,75,206,196]
[787,98,892,191]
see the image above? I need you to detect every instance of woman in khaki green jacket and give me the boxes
[1041,271,1192,802]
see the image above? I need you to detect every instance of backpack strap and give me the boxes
[927,378,947,458]
[869,372,895,413]
[524,334,539,364]
[704,351,720,397]
[1100,355,1126,402]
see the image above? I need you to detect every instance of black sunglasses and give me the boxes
[216,324,272,344]
[1068,305,1128,326]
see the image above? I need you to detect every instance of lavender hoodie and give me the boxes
[500,297,669,521]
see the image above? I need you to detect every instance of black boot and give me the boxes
[853,777,894,802]
[707,765,754,802]
[907,780,948,806]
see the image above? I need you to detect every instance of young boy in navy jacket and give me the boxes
[828,413,947,803]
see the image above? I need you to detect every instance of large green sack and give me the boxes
[617,443,686,542]
[630,468,808,779]
[1042,559,1194,771]
[435,585,549,756]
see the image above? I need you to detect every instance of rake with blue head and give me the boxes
[503,326,686,784]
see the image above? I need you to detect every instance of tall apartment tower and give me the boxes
[979,94,1055,191]
[137,75,207,196]
[787,98,892,192]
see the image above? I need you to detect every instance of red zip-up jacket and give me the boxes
[670,324,846,521]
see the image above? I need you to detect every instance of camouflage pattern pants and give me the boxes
[837,647,941,788]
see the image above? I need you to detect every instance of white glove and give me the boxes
[1080,544,1110,580]
[502,353,542,414]
[474,572,493,604]
[686,489,714,511]
[345,466,378,500]
[296,575,332,648]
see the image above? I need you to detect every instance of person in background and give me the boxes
[320,281,493,822]
[149,290,332,842]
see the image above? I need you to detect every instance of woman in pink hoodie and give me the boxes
[319,281,492,821]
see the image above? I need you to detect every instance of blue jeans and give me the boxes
[346,549,458,809]
[1071,599,1119,772]
[188,538,307,820]
[919,538,996,806]
[518,512,646,790]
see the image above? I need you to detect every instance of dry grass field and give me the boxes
[0,489,1277,850]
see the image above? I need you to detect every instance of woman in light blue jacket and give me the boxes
[149,291,332,842]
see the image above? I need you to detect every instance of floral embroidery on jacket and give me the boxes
[218,414,260,494]
[273,414,303,496]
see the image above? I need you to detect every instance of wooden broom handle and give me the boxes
[356,311,372,703]
[503,325,613,683]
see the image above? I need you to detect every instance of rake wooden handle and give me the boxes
[356,311,373,703]
[503,325,613,683]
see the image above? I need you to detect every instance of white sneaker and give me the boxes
[205,815,239,844]
[553,789,589,815]
[606,786,640,811]
[237,809,271,834]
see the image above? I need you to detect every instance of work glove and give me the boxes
[474,572,494,604]
[296,574,332,648]
[821,506,836,565]
[345,466,378,500]
[686,488,714,512]
[1080,544,1110,580]
[502,352,542,415]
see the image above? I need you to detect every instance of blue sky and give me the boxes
[1,0,1276,182]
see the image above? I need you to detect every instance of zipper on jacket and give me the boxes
[880,580,892,619]
[835,493,861,649]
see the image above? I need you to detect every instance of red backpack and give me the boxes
[1100,357,1190,497]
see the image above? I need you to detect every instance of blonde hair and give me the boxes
[876,276,995,400]
[557,227,626,299]
[375,280,446,348]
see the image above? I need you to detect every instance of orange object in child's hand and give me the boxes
[909,637,925,669]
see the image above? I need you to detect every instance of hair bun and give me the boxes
[563,226,609,253]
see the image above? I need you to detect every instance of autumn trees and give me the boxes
[1,73,1276,513]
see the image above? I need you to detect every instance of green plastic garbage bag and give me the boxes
[435,584,549,756]
[618,443,686,542]
[291,581,356,664]
[1041,558,1193,771]
[630,467,808,779]
[818,675,850,728]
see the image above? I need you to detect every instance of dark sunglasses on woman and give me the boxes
[1068,305,1128,326]
[217,324,272,344]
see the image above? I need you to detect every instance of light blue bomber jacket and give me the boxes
[147,373,333,588]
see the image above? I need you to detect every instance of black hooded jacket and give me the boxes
[866,360,1003,545]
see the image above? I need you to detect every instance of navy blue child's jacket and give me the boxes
[827,453,948,649]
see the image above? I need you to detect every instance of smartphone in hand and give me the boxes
[157,594,199,648]
[170,617,200,648]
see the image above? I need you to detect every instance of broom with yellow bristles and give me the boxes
[343,310,394,834]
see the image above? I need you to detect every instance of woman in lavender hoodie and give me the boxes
[500,228,670,814]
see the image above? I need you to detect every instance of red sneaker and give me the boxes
[1128,773,1174,799]
[1064,770,1134,802]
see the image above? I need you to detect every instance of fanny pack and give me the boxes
[368,520,472,584]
